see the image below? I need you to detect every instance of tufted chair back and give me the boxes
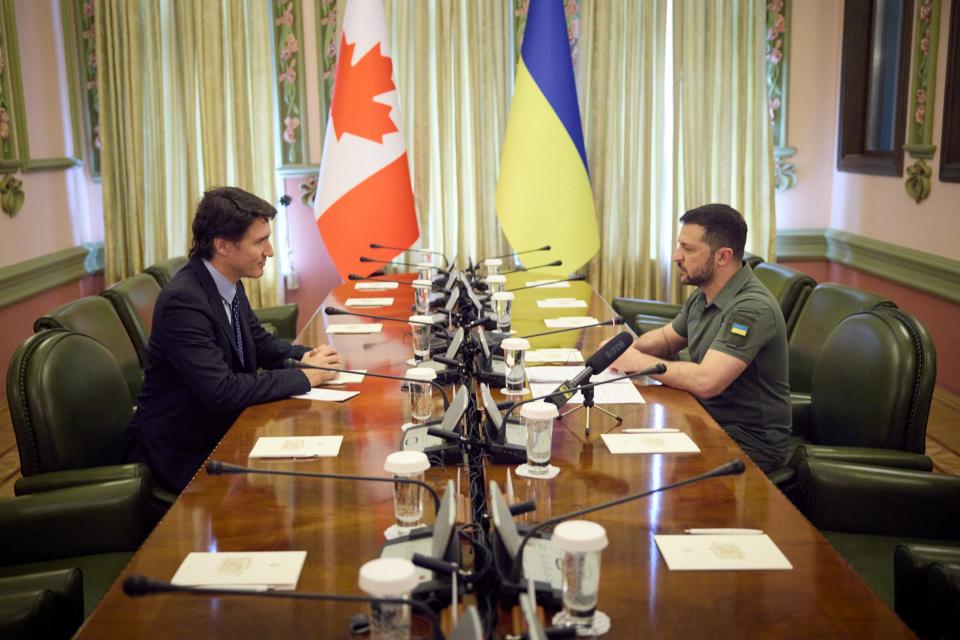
[753,262,816,337]
[143,255,188,287]
[101,274,161,366]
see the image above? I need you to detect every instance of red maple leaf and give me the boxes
[331,35,398,143]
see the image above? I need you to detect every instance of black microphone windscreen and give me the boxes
[370,243,383,249]
[542,245,551,251]
[324,307,346,316]
[283,358,302,369]
[714,459,747,477]
[584,332,634,374]
[611,317,625,325]
[206,460,225,475]
[348,274,362,280]
[123,574,154,596]
[548,260,562,267]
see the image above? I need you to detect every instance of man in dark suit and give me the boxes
[124,187,340,492]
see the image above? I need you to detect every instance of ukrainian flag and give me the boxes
[496,0,599,275]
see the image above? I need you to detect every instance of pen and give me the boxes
[622,428,680,433]
[684,528,764,535]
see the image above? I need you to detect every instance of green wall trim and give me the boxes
[0,243,103,308]
[777,228,960,304]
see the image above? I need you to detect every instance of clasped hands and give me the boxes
[301,345,342,386]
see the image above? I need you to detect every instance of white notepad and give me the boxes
[544,316,598,328]
[525,349,584,363]
[324,370,366,385]
[345,297,394,307]
[171,551,308,590]
[601,432,699,454]
[291,388,359,402]
[354,281,399,290]
[248,435,343,459]
[326,323,383,334]
[536,298,588,309]
[529,382,645,405]
[526,280,571,288]
[654,534,793,571]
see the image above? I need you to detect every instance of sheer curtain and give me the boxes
[97,0,280,307]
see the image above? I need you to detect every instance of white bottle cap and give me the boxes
[412,279,432,289]
[417,262,434,270]
[484,258,503,267]
[491,291,515,301]
[520,400,559,420]
[408,315,434,324]
[485,275,507,284]
[405,367,437,381]
[358,558,419,595]
[383,450,431,475]
[551,520,609,553]
[501,338,531,351]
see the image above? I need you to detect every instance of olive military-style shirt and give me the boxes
[671,264,791,472]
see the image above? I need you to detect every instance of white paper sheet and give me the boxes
[536,298,589,309]
[526,280,571,289]
[525,349,584,364]
[529,382,645,405]
[344,297,394,307]
[544,316,598,328]
[171,551,308,589]
[600,432,699,454]
[323,370,366,385]
[526,366,621,383]
[654,534,793,571]
[291,388,359,402]
[248,435,344,459]
[354,281,399,290]
[326,323,383,334]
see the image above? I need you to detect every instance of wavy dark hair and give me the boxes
[189,187,277,259]
[679,203,748,261]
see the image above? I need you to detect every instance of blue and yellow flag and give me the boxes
[495,0,599,275]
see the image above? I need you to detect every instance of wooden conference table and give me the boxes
[76,276,912,638]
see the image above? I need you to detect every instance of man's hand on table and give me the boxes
[301,345,342,386]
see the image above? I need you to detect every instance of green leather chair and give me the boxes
[796,458,960,638]
[743,251,764,269]
[100,273,162,367]
[143,255,299,340]
[0,478,151,638]
[773,307,936,501]
[751,262,815,336]
[6,329,174,514]
[33,296,143,402]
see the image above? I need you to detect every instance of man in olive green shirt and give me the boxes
[610,204,791,472]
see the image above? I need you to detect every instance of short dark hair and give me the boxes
[189,187,276,259]
[679,203,748,261]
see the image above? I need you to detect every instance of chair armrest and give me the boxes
[894,543,960,636]
[14,464,151,496]
[790,445,934,472]
[253,303,298,341]
[790,392,812,438]
[0,590,58,640]
[0,569,83,638]
[926,562,960,639]
[634,314,672,336]
[0,479,150,564]
[797,459,960,538]
[611,298,681,321]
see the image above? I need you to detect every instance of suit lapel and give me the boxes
[235,283,256,372]
[190,257,248,370]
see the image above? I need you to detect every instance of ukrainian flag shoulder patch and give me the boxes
[730,322,749,337]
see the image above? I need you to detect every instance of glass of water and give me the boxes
[358,557,419,640]
[408,315,434,361]
[485,274,506,294]
[501,337,530,395]
[412,279,432,315]
[483,257,502,278]
[491,291,514,333]
[405,367,436,423]
[416,262,435,282]
[551,521,609,629]
[521,401,558,473]
[383,450,430,529]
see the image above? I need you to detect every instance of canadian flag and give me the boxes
[313,0,419,280]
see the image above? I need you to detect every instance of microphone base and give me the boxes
[486,440,527,466]
[559,403,623,436]
[490,530,563,610]
[400,421,464,467]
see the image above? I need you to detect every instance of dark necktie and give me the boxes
[230,294,245,368]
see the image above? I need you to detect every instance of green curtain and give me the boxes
[97,0,280,307]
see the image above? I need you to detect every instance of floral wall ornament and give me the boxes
[766,0,796,192]
[315,0,337,124]
[0,172,24,216]
[273,0,308,166]
[904,0,941,203]
[299,177,317,207]
[69,0,100,176]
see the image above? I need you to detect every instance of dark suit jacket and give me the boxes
[124,256,310,492]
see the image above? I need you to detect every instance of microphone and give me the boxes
[283,358,450,410]
[122,574,445,640]
[501,259,563,275]
[359,256,432,270]
[543,332,635,409]
[370,243,449,268]
[498,364,667,435]
[505,274,586,292]
[323,307,451,338]
[348,274,443,290]
[509,459,747,581]
[206,460,442,514]
[478,245,551,262]
[518,317,624,340]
